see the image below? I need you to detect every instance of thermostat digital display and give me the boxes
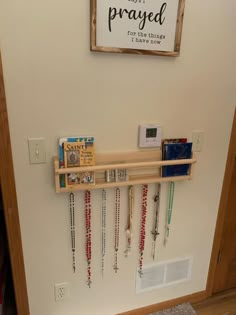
[146,128,157,138]
[139,124,162,148]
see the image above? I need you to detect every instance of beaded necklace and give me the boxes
[85,190,92,287]
[139,184,148,277]
[114,187,120,273]
[69,193,76,273]
[125,186,134,257]
[164,181,175,245]
[101,189,106,275]
[151,183,161,260]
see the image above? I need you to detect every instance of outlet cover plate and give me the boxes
[54,283,69,302]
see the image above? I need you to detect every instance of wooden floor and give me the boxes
[193,289,236,315]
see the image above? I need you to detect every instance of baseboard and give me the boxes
[116,290,208,315]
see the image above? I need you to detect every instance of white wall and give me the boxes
[0,1,235,314]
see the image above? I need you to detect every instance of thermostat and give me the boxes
[139,124,162,148]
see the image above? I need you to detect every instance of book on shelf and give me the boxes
[161,138,187,160]
[105,169,129,182]
[66,171,95,186]
[58,136,95,187]
[162,138,187,144]
[63,140,95,187]
[162,141,192,177]
[63,141,95,167]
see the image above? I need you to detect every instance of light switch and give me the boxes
[28,138,46,164]
[192,131,204,152]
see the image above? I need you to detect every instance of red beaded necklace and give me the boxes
[85,190,92,287]
[114,187,120,273]
[139,184,148,277]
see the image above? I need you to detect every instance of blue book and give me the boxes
[162,142,192,177]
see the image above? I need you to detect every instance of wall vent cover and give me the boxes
[136,257,192,293]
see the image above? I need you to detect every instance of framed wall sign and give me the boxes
[90,0,186,57]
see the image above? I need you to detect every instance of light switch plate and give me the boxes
[192,131,204,152]
[28,138,46,164]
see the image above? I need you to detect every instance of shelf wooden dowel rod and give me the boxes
[55,175,192,193]
[54,157,196,175]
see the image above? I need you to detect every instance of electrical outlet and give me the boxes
[54,283,69,302]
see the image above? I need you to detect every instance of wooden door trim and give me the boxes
[206,107,236,295]
[0,52,30,314]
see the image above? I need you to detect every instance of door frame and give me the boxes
[0,52,30,314]
[206,107,236,295]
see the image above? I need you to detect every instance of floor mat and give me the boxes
[150,303,197,315]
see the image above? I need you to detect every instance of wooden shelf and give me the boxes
[54,150,196,193]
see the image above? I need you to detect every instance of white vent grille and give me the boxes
[136,257,192,293]
[141,265,165,290]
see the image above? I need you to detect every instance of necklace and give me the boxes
[101,189,106,275]
[151,183,161,260]
[124,186,134,257]
[85,190,92,287]
[69,193,76,273]
[164,182,175,245]
[139,184,148,277]
[114,187,120,273]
